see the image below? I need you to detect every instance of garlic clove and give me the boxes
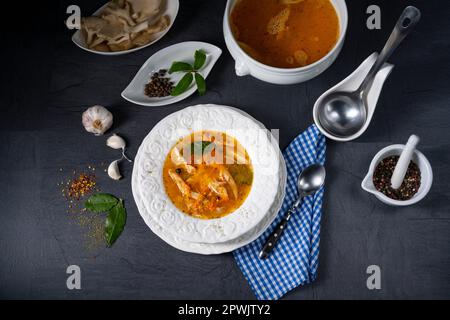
[107,160,122,180]
[82,105,113,136]
[107,134,126,150]
[106,134,133,162]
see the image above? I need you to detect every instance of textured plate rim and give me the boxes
[131,106,287,254]
[133,104,281,243]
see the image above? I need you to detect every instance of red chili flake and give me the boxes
[63,172,97,201]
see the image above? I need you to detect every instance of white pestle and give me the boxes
[390,135,420,189]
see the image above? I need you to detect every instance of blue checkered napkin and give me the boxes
[233,125,326,300]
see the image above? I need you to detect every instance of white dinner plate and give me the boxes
[72,0,179,56]
[131,106,287,254]
[121,42,222,106]
[133,104,281,244]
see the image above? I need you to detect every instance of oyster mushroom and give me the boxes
[80,0,170,52]
[131,16,169,46]
[103,1,136,27]
[94,17,132,49]
[81,16,107,47]
[128,0,163,23]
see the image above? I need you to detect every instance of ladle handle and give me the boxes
[358,6,421,94]
[259,197,302,259]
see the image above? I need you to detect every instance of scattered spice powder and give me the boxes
[76,209,106,251]
[373,155,421,201]
[144,69,174,97]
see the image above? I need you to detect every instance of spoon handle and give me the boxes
[358,6,421,94]
[259,197,302,259]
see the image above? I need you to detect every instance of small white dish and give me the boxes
[131,107,287,254]
[313,53,394,141]
[121,42,222,106]
[361,144,433,206]
[72,0,179,56]
[223,0,348,84]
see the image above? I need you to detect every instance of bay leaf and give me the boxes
[105,200,127,247]
[85,193,119,213]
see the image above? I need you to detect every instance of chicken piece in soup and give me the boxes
[163,131,253,219]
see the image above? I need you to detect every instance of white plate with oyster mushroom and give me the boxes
[72,0,179,55]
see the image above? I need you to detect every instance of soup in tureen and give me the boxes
[230,0,339,68]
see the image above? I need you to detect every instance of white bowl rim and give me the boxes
[362,144,433,206]
[224,0,348,74]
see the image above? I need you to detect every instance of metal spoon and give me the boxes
[317,6,421,138]
[259,164,326,259]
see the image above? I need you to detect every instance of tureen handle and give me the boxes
[235,59,250,76]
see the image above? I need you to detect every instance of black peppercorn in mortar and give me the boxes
[373,155,421,201]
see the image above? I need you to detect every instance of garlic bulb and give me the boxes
[82,105,113,136]
[106,134,133,162]
[107,160,122,180]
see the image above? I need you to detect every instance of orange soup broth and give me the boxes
[230,0,340,68]
[163,131,253,219]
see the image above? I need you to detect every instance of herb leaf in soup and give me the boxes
[195,73,206,96]
[228,164,253,185]
[169,62,193,74]
[194,50,207,70]
[191,141,214,155]
[171,72,194,96]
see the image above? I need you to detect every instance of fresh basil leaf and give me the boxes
[169,62,193,74]
[105,200,127,247]
[85,193,119,213]
[195,73,206,96]
[191,141,214,156]
[171,72,194,96]
[193,50,207,70]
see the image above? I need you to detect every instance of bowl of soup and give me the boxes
[133,104,282,244]
[223,0,348,84]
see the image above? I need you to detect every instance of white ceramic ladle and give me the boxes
[313,53,394,142]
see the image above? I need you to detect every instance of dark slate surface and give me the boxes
[1,0,449,299]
